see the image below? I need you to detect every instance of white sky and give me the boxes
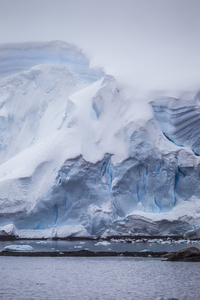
[1,0,200,96]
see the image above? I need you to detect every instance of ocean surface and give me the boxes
[0,256,200,300]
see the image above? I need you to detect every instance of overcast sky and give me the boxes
[1,0,200,96]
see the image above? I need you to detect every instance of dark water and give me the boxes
[0,239,200,253]
[0,256,199,300]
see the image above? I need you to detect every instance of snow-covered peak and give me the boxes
[0,41,104,82]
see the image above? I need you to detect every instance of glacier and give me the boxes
[0,41,200,238]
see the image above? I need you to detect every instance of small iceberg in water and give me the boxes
[95,241,110,246]
[4,245,34,252]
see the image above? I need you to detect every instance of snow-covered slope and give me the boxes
[0,41,199,238]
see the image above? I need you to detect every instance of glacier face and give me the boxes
[151,97,200,155]
[0,41,200,238]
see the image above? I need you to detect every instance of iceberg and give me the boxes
[0,41,199,238]
[4,245,34,252]
[95,241,110,246]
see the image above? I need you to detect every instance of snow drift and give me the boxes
[0,41,199,238]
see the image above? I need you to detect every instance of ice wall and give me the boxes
[151,96,200,155]
[0,41,199,237]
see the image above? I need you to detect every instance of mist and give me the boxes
[1,0,200,96]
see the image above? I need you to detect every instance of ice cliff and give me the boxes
[0,41,199,238]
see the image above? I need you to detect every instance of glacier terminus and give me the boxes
[0,41,200,239]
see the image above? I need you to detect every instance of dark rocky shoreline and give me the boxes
[0,249,168,257]
[2,250,200,261]
[1,247,200,261]
[161,246,200,262]
[0,234,188,241]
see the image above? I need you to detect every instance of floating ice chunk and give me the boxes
[140,249,151,252]
[177,239,187,244]
[4,245,34,252]
[160,241,171,245]
[191,240,200,244]
[95,241,110,246]
[149,239,159,243]
[36,241,47,244]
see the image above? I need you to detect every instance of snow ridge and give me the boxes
[0,41,104,81]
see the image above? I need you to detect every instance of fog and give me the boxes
[1,0,200,96]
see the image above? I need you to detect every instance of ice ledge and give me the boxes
[0,224,91,239]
